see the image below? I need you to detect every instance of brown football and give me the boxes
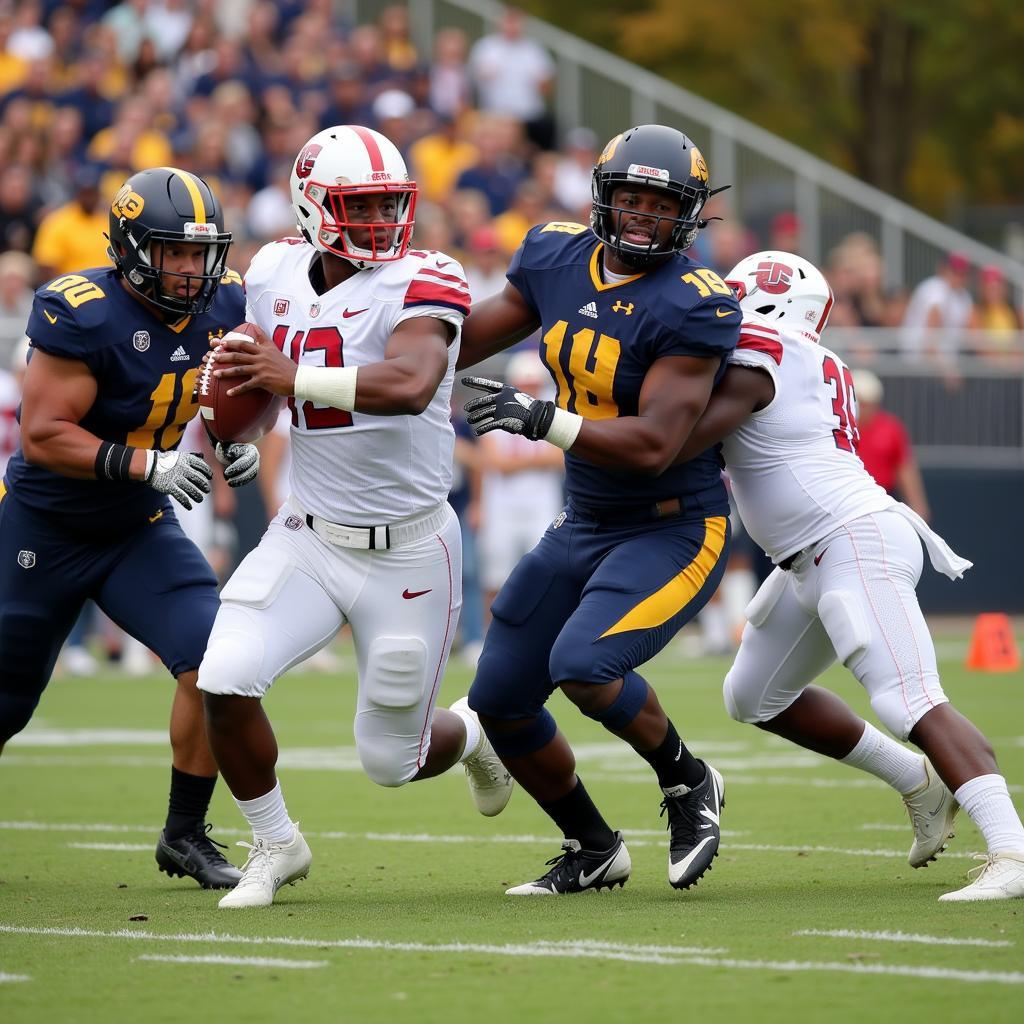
[197,322,284,444]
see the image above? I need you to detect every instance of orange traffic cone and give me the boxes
[965,613,1020,672]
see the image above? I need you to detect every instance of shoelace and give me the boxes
[660,792,703,839]
[189,823,232,865]
[965,852,995,882]
[233,840,274,889]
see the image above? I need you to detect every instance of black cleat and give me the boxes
[661,761,725,890]
[156,823,242,890]
[505,831,631,895]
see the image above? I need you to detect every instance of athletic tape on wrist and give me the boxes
[293,364,358,412]
[545,406,583,450]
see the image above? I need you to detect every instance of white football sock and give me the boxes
[699,599,730,653]
[721,568,757,634]
[234,780,295,844]
[954,774,1024,854]
[451,704,482,762]
[840,722,927,795]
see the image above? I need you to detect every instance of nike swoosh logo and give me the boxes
[578,850,620,888]
[435,260,453,269]
[699,802,720,828]
[43,310,58,324]
[402,588,432,600]
[342,308,369,318]
[715,308,737,318]
[813,546,830,566]
[668,835,716,881]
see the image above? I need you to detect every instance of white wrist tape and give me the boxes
[293,364,358,412]
[545,406,583,450]
[143,449,157,481]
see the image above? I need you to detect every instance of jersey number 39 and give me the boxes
[822,355,859,452]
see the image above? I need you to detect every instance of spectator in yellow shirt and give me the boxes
[409,116,479,205]
[31,166,109,280]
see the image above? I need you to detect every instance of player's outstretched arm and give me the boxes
[456,282,540,371]
[671,365,775,464]
[465,354,725,476]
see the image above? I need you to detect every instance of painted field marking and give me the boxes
[0,820,972,861]
[795,929,1014,949]
[138,954,326,969]
[0,972,31,983]
[2,926,1021,985]
[859,823,908,831]
[69,843,152,852]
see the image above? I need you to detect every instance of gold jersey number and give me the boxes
[541,320,621,419]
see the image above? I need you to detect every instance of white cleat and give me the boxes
[451,696,514,817]
[903,757,959,868]
[938,852,1024,902]
[217,826,312,909]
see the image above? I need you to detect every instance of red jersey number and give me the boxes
[272,324,354,430]
[822,355,859,452]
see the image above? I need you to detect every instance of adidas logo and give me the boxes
[578,301,598,318]
[170,345,189,362]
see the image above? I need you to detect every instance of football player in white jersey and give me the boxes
[672,251,1024,902]
[195,126,514,909]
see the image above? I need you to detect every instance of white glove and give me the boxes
[144,450,213,510]
[214,442,260,488]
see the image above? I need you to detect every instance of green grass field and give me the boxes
[2,630,1022,1023]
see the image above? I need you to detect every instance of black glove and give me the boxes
[145,450,213,510]
[462,376,556,440]
[214,441,260,488]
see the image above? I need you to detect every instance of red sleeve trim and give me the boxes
[737,331,783,365]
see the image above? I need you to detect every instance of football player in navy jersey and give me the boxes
[0,167,261,889]
[458,124,741,895]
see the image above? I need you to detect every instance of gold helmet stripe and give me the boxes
[161,167,206,224]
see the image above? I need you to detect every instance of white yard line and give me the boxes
[2,926,1020,985]
[68,843,153,851]
[137,954,326,969]
[0,820,970,861]
[0,972,31,983]
[795,929,1013,949]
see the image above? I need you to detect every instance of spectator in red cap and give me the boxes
[769,210,801,251]
[852,369,930,521]
[464,225,507,302]
[901,252,974,374]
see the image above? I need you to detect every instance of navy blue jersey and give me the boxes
[508,223,740,511]
[4,267,245,532]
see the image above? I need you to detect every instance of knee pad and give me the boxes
[356,738,418,788]
[364,637,428,710]
[572,670,648,731]
[484,708,557,759]
[196,626,266,698]
[817,590,872,666]
[219,548,294,609]
[744,568,789,628]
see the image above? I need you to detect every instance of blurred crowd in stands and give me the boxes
[1,0,1022,672]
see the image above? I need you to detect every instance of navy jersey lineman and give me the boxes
[459,125,739,895]
[0,167,257,890]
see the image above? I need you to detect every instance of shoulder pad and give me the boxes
[220,267,243,287]
[39,271,110,320]
[401,250,470,316]
[538,221,589,236]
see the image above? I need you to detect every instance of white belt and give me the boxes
[286,498,449,550]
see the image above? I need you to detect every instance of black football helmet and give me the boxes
[591,124,723,269]
[107,167,232,316]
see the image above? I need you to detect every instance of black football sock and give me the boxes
[540,778,616,850]
[164,767,217,840]
[638,719,706,790]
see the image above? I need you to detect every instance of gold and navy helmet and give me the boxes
[107,167,232,316]
[591,124,720,269]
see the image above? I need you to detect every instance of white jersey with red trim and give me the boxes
[722,315,894,562]
[243,238,469,524]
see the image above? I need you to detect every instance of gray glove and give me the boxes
[462,376,556,440]
[145,450,213,510]
[214,441,260,488]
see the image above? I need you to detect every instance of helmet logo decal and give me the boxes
[597,133,623,165]
[111,185,144,220]
[295,142,322,180]
[755,260,793,294]
[627,163,669,182]
[690,147,709,183]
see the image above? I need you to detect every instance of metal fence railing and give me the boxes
[352,0,1024,300]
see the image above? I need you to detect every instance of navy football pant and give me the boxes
[469,507,730,723]
[0,490,218,743]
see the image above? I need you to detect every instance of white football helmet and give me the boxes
[289,125,417,269]
[725,250,834,340]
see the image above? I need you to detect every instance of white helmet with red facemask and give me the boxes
[290,125,417,270]
[725,250,834,341]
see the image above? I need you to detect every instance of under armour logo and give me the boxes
[611,300,634,315]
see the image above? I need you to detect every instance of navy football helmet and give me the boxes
[591,124,723,269]
[107,167,232,316]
